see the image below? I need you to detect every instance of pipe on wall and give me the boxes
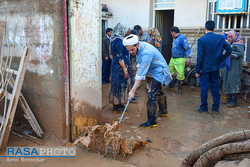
[62,0,70,141]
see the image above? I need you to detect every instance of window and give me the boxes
[155,0,175,9]
[219,0,243,10]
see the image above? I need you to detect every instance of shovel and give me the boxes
[119,98,130,124]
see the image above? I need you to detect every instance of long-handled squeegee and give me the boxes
[119,98,130,124]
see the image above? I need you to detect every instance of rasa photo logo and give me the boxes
[4,147,76,157]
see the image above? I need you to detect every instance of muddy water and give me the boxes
[101,82,250,167]
[73,121,147,158]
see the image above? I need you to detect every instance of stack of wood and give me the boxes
[181,130,250,167]
[0,20,44,150]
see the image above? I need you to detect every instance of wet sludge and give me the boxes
[73,121,147,158]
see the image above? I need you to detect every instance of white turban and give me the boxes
[123,34,139,46]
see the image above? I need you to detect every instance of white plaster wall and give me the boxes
[174,0,207,29]
[70,0,102,109]
[0,15,54,75]
[102,0,151,30]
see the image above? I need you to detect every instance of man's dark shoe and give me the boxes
[212,108,219,113]
[194,108,208,114]
[102,81,107,84]
[106,80,111,83]
[140,121,157,129]
[178,80,183,95]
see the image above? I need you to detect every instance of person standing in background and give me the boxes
[222,30,245,108]
[134,25,150,42]
[195,21,232,114]
[109,23,131,113]
[102,28,113,84]
[168,26,191,95]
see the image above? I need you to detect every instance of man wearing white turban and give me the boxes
[123,34,172,128]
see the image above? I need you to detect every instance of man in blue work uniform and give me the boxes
[168,26,191,95]
[123,34,172,128]
[195,21,232,113]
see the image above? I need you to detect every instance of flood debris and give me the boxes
[181,130,250,167]
[73,121,147,158]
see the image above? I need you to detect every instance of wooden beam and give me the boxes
[2,68,18,75]
[2,63,44,138]
[11,129,44,145]
[0,115,3,124]
[0,46,29,150]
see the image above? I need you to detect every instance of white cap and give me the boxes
[122,34,139,46]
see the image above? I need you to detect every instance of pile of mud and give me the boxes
[73,121,147,158]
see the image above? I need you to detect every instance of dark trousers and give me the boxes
[199,71,220,111]
[148,78,164,103]
[102,58,111,82]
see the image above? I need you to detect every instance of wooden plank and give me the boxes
[0,46,29,150]
[2,61,44,137]
[0,88,5,101]
[5,92,11,100]
[4,25,16,86]
[18,95,44,137]
[2,68,18,75]
[0,20,6,88]
[11,129,44,145]
[0,20,5,57]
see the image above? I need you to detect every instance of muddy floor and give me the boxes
[101,81,250,167]
[0,81,249,167]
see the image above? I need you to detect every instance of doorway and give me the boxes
[155,10,174,63]
[102,20,108,38]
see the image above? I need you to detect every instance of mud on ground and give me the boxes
[0,81,249,167]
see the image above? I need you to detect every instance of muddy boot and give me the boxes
[140,101,157,128]
[157,94,168,117]
[178,80,183,95]
[166,78,176,90]
[113,105,125,114]
[227,94,237,108]
[118,104,125,109]
[223,94,232,104]
[166,81,173,90]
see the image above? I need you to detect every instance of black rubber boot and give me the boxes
[166,78,177,90]
[166,80,173,90]
[157,94,168,117]
[223,94,232,104]
[227,94,237,108]
[140,101,158,128]
[178,80,183,95]
[113,104,125,114]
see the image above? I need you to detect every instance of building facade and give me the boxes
[102,0,250,63]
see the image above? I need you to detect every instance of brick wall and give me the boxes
[180,28,206,63]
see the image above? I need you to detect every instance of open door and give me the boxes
[155,10,174,63]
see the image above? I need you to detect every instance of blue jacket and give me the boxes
[172,33,191,58]
[196,32,232,74]
[136,42,172,86]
